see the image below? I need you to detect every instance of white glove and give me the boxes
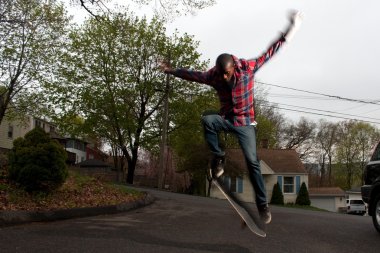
[284,11,303,42]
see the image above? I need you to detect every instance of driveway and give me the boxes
[0,187,379,253]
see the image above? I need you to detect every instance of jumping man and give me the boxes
[160,11,303,224]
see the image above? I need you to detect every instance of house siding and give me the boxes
[310,196,345,212]
[209,148,309,204]
[208,169,308,204]
[277,174,308,204]
[0,117,33,150]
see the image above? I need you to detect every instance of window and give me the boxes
[283,176,295,194]
[35,119,42,128]
[66,140,74,148]
[226,176,243,193]
[8,125,13,139]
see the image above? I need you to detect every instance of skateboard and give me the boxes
[212,177,266,237]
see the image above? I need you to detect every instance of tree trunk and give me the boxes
[328,155,332,186]
[319,154,326,187]
[125,147,138,184]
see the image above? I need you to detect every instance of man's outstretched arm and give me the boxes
[159,61,212,85]
[249,11,303,73]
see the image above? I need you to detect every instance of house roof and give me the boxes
[257,149,307,174]
[346,187,361,193]
[77,159,111,168]
[309,187,345,197]
[49,131,66,140]
[225,148,307,174]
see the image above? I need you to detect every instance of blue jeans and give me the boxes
[201,114,267,206]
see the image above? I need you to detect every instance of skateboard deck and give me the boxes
[212,177,266,237]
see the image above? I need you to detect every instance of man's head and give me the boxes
[216,53,235,82]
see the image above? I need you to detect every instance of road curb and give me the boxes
[0,193,155,227]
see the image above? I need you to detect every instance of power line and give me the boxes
[268,93,337,101]
[260,104,380,125]
[257,100,380,122]
[256,80,380,106]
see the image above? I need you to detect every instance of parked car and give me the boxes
[361,141,380,233]
[346,199,366,215]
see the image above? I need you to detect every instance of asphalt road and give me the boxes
[1,187,379,253]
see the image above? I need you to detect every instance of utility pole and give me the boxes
[158,58,170,189]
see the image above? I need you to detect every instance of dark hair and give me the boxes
[216,53,233,69]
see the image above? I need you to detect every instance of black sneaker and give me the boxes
[210,156,225,179]
[258,205,272,224]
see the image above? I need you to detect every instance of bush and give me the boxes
[0,152,8,179]
[270,182,284,205]
[8,127,68,192]
[296,182,311,206]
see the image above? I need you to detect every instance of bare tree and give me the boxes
[69,0,215,19]
[315,119,338,186]
[280,117,316,161]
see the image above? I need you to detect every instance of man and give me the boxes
[160,11,303,224]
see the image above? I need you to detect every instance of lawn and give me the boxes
[0,169,145,211]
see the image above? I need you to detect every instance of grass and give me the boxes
[0,169,145,211]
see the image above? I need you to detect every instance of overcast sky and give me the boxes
[66,0,380,126]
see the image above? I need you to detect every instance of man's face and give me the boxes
[217,62,235,82]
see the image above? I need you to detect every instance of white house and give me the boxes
[64,137,88,164]
[0,116,88,165]
[309,187,346,212]
[0,116,56,151]
[208,148,309,204]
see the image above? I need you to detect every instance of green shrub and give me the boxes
[296,182,311,206]
[270,182,284,205]
[8,127,68,192]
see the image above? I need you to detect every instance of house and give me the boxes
[345,187,362,200]
[208,148,309,204]
[0,115,91,165]
[0,116,57,152]
[309,187,346,212]
[64,137,88,164]
[86,142,108,161]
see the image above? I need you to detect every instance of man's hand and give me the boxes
[159,60,173,74]
[289,10,303,28]
[285,10,303,42]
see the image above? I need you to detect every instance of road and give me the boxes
[1,187,379,253]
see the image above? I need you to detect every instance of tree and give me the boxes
[315,120,338,186]
[355,122,380,185]
[169,91,218,195]
[70,0,216,19]
[254,84,284,148]
[0,0,69,126]
[280,117,316,161]
[8,127,68,192]
[47,11,207,184]
[296,182,311,206]
[0,0,16,23]
[335,120,379,189]
[270,183,284,205]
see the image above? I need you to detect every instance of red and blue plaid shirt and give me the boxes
[168,35,286,126]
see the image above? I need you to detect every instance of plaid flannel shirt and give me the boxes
[168,34,286,126]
